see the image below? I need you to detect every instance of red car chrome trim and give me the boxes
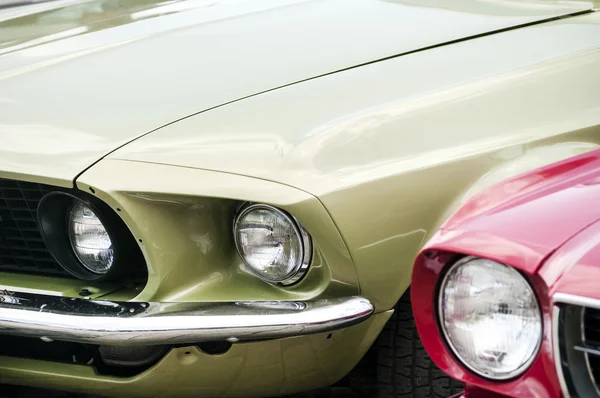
[553,293,600,308]
[552,305,572,398]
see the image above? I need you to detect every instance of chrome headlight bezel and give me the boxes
[437,256,542,380]
[233,203,312,286]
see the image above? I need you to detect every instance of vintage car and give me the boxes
[412,149,600,398]
[0,0,599,397]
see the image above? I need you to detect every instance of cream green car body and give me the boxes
[1,0,600,396]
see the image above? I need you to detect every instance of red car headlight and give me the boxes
[439,256,542,380]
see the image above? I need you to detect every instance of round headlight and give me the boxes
[234,204,311,285]
[68,201,114,274]
[439,257,541,380]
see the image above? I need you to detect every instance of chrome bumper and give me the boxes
[0,290,374,346]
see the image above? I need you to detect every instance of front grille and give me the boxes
[585,308,600,386]
[0,178,67,276]
[554,298,600,397]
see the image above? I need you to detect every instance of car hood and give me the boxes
[539,216,600,301]
[428,150,600,275]
[0,0,593,187]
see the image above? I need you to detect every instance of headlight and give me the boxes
[68,201,114,274]
[234,204,311,285]
[439,257,541,380]
[38,191,145,282]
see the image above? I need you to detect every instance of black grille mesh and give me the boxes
[585,308,600,388]
[0,178,67,276]
[557,303,600,397]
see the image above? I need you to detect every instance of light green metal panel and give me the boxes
[76,160,360,303]
[0,0,592,186]
[114,12,600,310]
[114,11,600,194]
[0,1,598,395]
[0,271,121,298]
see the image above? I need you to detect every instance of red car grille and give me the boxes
[555,299,600,398]
[0,178,67,276]
[584,308,600,388]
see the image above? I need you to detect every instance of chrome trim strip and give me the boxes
[553,305,571,398]
[553,293,600,398]
[581,306,600,397]
[553,293,600,310]
[0,290,373,346]
[576,345,600,357]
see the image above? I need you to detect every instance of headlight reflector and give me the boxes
[234,204,311,285]
[69,201,114,274]
[439,257,541,379]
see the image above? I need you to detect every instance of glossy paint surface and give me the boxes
[541,219,600,300]
[0,1,599,395]
[75,159,360,303]
[412,150,600,397]
[429,150,600,275]
[115,11,600,310]
[116,11,600,198]
[1,0,588,186]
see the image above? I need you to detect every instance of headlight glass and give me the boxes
[439,257,541,379]
[234,204,311,285]
[68,201,114,274]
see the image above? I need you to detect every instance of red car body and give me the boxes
[412,149,600,398]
